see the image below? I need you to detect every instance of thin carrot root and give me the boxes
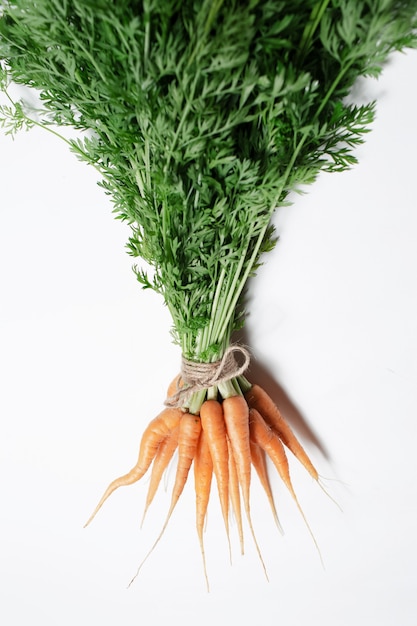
[317,477,344,512]
[250,440,283,534]
[227,437,244,556]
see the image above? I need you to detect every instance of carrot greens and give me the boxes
[1,0,416,584]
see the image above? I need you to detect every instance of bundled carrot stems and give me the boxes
[1,0,416,588]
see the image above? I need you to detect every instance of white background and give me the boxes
[1,49,416,625]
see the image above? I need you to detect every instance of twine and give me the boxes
[164,344,250,408]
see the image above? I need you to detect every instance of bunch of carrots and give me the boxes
[1,0,416,589]
[85,372,322,587]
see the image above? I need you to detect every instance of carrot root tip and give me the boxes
[317,477,344,512]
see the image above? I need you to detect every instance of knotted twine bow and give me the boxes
[164,344,251,408]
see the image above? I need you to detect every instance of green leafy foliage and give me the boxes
[0,65,33,134]
[1,0,416,359]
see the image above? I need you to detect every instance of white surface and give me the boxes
[1,50,417,625]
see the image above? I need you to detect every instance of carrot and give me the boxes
[200,399,230,550]
[222,396,251,507]
[129,412,202,585]
[166,374,183,398]
[227,437,244,556]
[141,425,180,526]
[249,407,322,561]
[84,407,182,527]
[246,384,319,481]
[169,413,202,513]
[249,407,296,498]
[223,395,268,579]
[194,427,213,591]
[249,440,282,533]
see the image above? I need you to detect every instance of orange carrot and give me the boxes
[200,400,230,548]
[84,407,182,527]
[246,384,318,480]
[223,395,268,578]
[194,427,213,590]
[249,407,322,559]
[170,413,202,512]
[249,407,296,498]
[222,395,251,506]
[141,425,180,526]
[250,440,282,533]
[166,374,183,398]
[129,412,202,585]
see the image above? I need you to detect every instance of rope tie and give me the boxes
[164,344,250,408]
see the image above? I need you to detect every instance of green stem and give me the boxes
[207,386,218,400]
[237,375,251,394]
[188,389,207,415]
[201,265,226,350]
[218,378,238,399]
[297,0,331,64]
[211,245,249,345]
[315,60,354,119]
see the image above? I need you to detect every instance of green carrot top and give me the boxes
[1,0,416,360]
